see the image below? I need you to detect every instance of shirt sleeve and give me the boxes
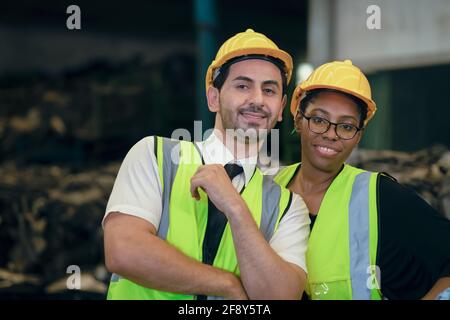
[103,136,162,229]
[377,175,450,300]
[269,193,311,273]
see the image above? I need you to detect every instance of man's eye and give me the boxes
[236,84,248,89]
[264,88,275,94]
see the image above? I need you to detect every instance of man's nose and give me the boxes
[249,88,265,106]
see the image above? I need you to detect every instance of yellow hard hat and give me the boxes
[290,60,377,126]
[205,29,293,93]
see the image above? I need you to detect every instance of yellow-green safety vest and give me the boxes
[274,163,383,300]
[107,136,293,300]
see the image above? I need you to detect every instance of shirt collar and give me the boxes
[197,131,257,186]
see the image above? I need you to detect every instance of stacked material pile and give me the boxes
[352,145,450,220]
[0,161,120,298]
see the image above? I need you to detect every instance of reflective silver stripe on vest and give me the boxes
[260,175,282,242]
[348,171,372,300]
[157,138,181,240]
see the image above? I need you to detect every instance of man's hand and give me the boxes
[190,164,247,217]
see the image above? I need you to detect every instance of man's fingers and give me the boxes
[192,188,200,200]
[190,177,199,200]
[190,164,226,201]
[190,177,203,200]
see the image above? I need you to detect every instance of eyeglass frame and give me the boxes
[298,109,364,140]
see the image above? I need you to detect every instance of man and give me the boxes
[274,59,450,299]
[103,29,310,300]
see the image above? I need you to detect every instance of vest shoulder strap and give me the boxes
[155,136,203,239]
[273,163,301,188]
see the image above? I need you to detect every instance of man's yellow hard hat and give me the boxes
[290,60,377,126]
[205,28,293,93]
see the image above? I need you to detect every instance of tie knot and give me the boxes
[224,163,243,181]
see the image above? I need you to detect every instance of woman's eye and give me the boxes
[312,117,325,124]
[341,124,356,131]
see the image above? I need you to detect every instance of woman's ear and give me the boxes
[206,86,220,112]
[355,129,364,144]
[293,110,302,133]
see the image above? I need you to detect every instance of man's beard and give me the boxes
[219,105,276,132]
[219,104,276,144]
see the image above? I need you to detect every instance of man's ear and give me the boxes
[206,86,220,112]
[277,94,287,122]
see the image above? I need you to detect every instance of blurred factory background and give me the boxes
[0,0,449,299]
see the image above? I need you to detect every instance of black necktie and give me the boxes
[223,163,244,183]
[197,163,243,300]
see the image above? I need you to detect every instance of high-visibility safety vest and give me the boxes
[274,163,383,300]
[107,136,293,300]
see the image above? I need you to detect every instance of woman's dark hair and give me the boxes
[212,55,288,96]
[299,88,368,128]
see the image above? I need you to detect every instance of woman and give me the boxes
[275,60,450,300]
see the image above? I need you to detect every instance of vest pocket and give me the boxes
[307,279,352,300]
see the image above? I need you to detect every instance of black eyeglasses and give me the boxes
[299,110,363,140]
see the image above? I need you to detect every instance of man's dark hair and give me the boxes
[299,88,368,128]
[212,54,288,96]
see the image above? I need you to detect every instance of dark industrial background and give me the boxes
[0,0,449,299]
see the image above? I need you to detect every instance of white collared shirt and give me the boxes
[199,131,257,189]
[104,133,310,272]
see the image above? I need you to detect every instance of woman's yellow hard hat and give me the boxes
[290,60,377,126]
